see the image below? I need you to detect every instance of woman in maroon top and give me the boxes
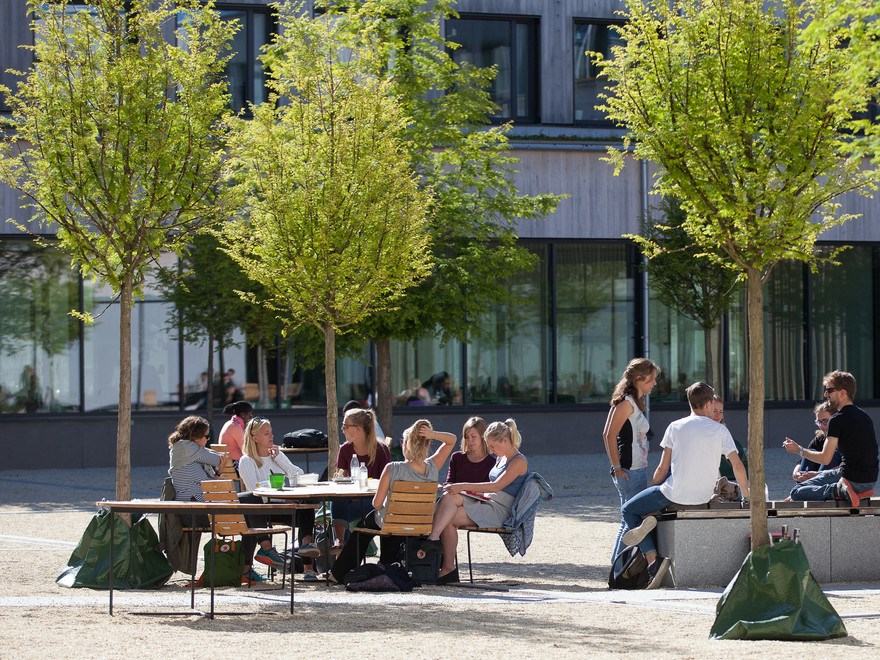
[446,416,494,484]
[332,408,391,555]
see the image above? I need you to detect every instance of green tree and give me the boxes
[219,6,433,472]
[596,0,878,549]
[0,0,235,500]
[637,198,739,388]
[313,0,562,437]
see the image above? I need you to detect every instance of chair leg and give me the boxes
[467,529,474,583]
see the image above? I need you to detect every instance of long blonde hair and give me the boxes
[343,408,380,466]
[485,418,522,451]
[461,416,489,455]
[402,419,432,463]
[242,416,271,468]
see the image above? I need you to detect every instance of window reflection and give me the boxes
[573,21,623,123]
[218,7,273,115]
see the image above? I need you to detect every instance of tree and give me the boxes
[0,0,235,500]
[155,232,247,430]
[635,198,739,388]
[596,0,878,549]
[314,0,562,438]
[219,6,433,473]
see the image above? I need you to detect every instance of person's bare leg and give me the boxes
[439,507,474,575]
[427,492,463,541]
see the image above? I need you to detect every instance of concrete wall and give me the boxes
[3,404,875,470]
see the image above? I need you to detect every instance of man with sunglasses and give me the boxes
[784,371,878,506]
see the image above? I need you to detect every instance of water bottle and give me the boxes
[358,461,368,489]
[350,454,359,481]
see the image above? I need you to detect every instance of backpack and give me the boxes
[608,545,650,590]
[282,428,328,449]
[344,562,416,592]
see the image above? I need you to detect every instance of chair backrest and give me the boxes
[200,479,249,537]
[381,481,437,536]
[208,444,240,484]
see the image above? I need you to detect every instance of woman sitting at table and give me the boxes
[238,416,321,581]
[446,416,494,484]
[422,419,528,584]
[331,408,392,555]
[167,415,264,584]
[218,401,254,464]
[329,419,456,583]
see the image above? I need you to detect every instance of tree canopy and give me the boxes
[596,0,879,548]
[219,4,434,468]
[0,0,235,499]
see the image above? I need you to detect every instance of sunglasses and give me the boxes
[823,387,839,394]
[815,418,830,427]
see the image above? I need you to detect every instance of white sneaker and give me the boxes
[622,515,657,547]
[646,556,670,590]
[303,570,318,582]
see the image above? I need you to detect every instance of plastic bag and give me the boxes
[57,509,173,589]
[710,539,847,640]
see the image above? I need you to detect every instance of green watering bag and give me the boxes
[203,538,244,587]
[57,509,173,589]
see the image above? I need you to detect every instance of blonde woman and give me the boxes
[331,408,392,554]
[445,416,494,484]
[422,419,528,584]
[329,419,456,583]
[602,358,659,562]
[238,417,321,581]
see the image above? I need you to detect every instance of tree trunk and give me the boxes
[116,276,133,504]
[324,323,340,476]
[374,337,393,441]
[206,333,214,435]
[703,325,715,388]
[746,268,769,549]
[258,343,269,408]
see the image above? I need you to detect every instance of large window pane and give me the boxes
[811,247,875,399]
[573,21,623,124]
[470,245,548,404]
[181,327,247,411]
[764,262,805,401]
[219,7,273,115]
[447,16,539,123]
[556,243,634,403]
[389,338,463,407]
[0,241,80,413]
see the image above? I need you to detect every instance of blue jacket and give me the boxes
[500,472,553,557]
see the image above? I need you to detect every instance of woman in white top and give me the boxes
[329,419,456,583]
[238,417,321,580]
[602,358,659,562]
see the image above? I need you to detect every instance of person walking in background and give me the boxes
[784,371,878,505]
[791,401,840,483]
[602,358,660,562]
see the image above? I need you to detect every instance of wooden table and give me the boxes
[96,499,312,618]
[279,446,328,473]
[254,482,377,580]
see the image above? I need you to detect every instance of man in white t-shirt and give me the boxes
[620,382,750,589]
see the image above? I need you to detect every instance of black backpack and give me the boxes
[608,545,650,590]
[282,428,328,449]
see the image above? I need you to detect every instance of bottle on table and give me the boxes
[358,461,368,489]
[350,454,359,481]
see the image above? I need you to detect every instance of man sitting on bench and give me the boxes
[784,370,878,506]
[620,382,749,589]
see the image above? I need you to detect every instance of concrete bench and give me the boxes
[655,498,880,588]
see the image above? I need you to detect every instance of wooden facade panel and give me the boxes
[0,2,32,112]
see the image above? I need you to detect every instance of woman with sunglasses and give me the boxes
[331,408,391,555]
[238,416,321,581]
[792,401,841,483]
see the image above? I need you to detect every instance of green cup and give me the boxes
[269,473,285,489]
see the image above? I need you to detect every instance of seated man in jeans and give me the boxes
[784,370,878,506]
[621,382,749,589]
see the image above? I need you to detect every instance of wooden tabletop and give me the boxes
[279,447,328,454]
[96,499,317,513]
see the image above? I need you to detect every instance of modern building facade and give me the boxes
[1,1,879,468]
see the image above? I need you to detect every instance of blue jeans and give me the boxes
[789,468,875,501]
[611,467,648,561]
[620,485,671,557]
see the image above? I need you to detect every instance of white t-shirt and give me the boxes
[659,414,737,505]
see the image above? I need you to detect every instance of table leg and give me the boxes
[108,510,114,616]
[209,513,216,620]
[291,510,297,615]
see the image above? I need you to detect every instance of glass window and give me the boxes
[389,338,463,407]
[573,21,623,124]
[446,16,539,123]
[218,6,274,115]
[181,328,247,412]
[764,262,806,401]
[811,247,875,399]
[0,240,81,413]
[556,243,634,403]
[470,245,548,404]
